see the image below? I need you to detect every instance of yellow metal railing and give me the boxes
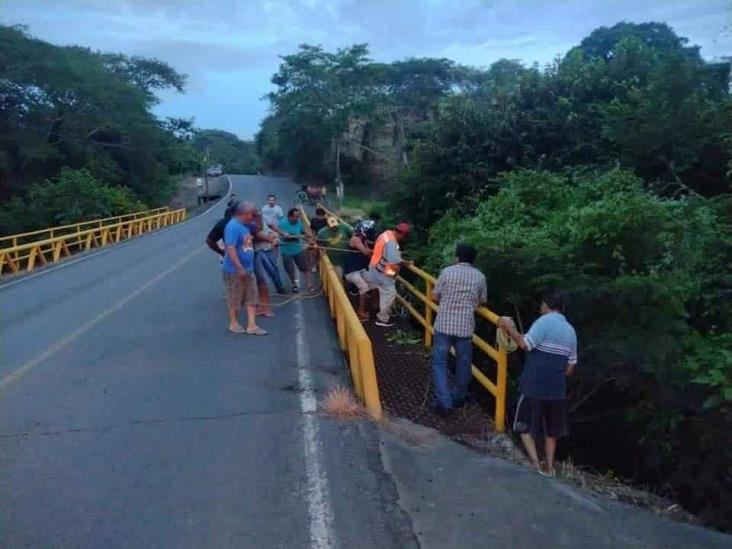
[316,202,507,431]
[0,207,170,249]
[395,264,508,432]
[0,208,187,275]
[300,206,382,420]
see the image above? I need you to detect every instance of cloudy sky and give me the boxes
[3,1,730,139]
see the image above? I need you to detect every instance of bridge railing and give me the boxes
[299,206,382,420]
[0,208,186,275]
[0,207,170,249]
[316,203,508,431]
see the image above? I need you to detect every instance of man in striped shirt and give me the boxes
[430,243,487,416]
[499,292,578,477]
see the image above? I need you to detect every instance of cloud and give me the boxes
[3,0,730,138]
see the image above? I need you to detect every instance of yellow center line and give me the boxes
[0,246,204,390]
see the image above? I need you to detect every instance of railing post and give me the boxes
[494,346,508,432]
[358,338,382,420]
[425,278,433,348]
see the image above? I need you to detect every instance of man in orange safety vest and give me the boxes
[367,222,411,327]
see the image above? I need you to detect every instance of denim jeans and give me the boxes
[431,331,473,409]
[254,249,285,292]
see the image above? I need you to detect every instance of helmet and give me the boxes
[355,219,376,242]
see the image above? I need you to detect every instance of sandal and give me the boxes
[246,327,268,336]
[228,326,247,334]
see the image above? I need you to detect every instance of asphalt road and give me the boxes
[0,175,416,548]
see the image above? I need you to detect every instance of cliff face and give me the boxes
[335,113,410,190]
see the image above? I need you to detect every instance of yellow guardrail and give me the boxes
[299,206,382,420]
[0,208,186,275]
[316,202,508,431]
[0,207,170,249]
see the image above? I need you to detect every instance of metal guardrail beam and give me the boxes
[316,202,508,432]
[0,207,171,249]
[300,205,382,420]
[0,208,187,276]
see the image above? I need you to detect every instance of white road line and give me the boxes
[0,176,232,291]
[0,246,205,390]
[295,299,335,549]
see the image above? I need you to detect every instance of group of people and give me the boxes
[429,242,577,477]
[207,190,578,478]
[205,192,413,335]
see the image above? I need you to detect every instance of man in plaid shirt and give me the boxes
[430,243,487,416]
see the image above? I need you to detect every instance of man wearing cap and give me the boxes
[367,222,411,327]
[316,216,353,280]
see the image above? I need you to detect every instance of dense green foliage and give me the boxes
[262,22,731,529]
[194,129,258,174]
[0,25,257,235]
[0,168,147,233]
[426,168,731,527]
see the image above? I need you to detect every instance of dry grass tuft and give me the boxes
[320,385,364,418]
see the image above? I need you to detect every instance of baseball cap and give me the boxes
[327,216,339,228]
[396,222,410,234]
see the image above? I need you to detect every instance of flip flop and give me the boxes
[228,326,247,334]
[247,327,268,336]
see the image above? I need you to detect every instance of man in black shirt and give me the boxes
[206,200,238,257]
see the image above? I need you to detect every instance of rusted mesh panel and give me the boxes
[358,292,495,440]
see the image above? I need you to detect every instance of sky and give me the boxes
[2,0,731,139]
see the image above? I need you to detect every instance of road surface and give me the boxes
[3,175,731,548]
[0,175,415,548]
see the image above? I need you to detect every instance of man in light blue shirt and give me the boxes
[499,292,577,476]
[222,202,267,335]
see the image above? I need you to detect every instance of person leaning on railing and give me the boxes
[498,292,577,478]
[430,243,487,417]
[366,222,412,327]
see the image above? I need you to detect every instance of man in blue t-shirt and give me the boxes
[222,202,267,335]
[498,292,577,477]
[277,207,313,293]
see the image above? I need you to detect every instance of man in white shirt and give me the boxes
[261,194,284,230]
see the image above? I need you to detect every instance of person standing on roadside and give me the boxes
[252,209,285,317]
[308,207,328,270]
[222,202,267,335]
[278,207,314,293]
[367,222,411,327]
[430,243,487,417]
[498,292,577,477]
[344,220,376,320]
[316,216,353,280]
[261,194,284,230]
[205,200,238,260]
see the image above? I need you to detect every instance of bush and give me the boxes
[425,167,732,528]
[0,168,147,235]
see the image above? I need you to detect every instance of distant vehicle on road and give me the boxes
[206,164,223,177]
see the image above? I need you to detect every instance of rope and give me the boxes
[268,290,324,308]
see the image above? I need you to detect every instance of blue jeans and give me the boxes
[254,249,285,292]
[431,331,473,409]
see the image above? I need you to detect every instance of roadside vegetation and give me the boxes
[0,25,257,235]
[258,22,732,530]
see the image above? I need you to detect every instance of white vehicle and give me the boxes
[206,164,223,177]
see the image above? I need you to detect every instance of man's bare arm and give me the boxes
[225,244,247,278]
[349,236,371,256]
[498,317,528,350]
[206,238,224,256]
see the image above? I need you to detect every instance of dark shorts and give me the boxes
[222,272,258,308]
[282,251,309,273]
[513,395,568,438]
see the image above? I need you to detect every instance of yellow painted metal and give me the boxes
[397,264,508,432]
[300,206,382,420]
[0,207,170,251]
[314,202,507,430]
[0,208,186,276]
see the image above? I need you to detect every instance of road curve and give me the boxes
[0,175,416,548]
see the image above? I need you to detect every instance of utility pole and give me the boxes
[203,141,210,203]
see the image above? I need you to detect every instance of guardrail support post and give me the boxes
[424,278,433,348]
[495,347,508,432]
